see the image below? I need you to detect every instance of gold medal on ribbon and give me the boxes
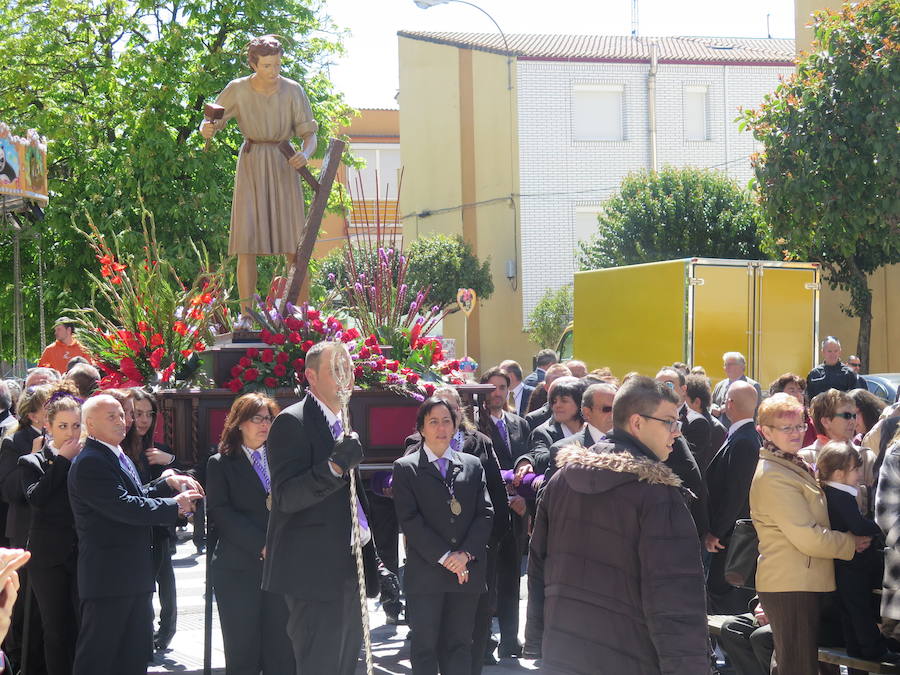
[450,497,462,516]
[266,494,272,511]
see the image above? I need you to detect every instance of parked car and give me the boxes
[862,373,900,404]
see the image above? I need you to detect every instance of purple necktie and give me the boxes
[450,431,463,452]
[250,450,270,493]
[118,453,141,487]
[436,457,449,478]
[331,419,343,440]
[495,417,510,449]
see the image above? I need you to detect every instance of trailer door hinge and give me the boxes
[688,277,705,286]
[805,282,821,290]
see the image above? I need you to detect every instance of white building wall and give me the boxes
[516,59,793,323]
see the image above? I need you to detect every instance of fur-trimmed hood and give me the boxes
[555,443,683,495]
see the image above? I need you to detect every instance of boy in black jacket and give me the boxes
[819,441,899,662]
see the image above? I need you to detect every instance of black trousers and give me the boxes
[368,490,400,575]
[5,563,47,675]
[717,613,775,675]
[284,579,362,675]
[471,542,499,675]
[73,593,153,675]
[407,591,480,675]
[835,560,887,658]
[758,591,820,675]
[151,529,177,639]
[496,514,524,648]
[30,556,79,675]
[213,566,294,675]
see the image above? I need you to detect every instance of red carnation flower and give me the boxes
[230,364,244,378]
[307,309,320,321]
[423,383,436,396]
[276,350,290,364]
[150,333,164,347]
[386,360,399,372]
[194,341,206,353]
[263,377,278,388]
[242,368,259,382]
[272,333,287,345]
[354,365,363,378]
[288,331,302,344]
[261,349,275,363]
[345,327,360,340]
[364,335,378,347]
[359,347,370,359]
[284,316,301,331]
[239,357,252,368]
[302,340,314,351]
[293,358,306,371]
[227,379,243,393]
[310,319,325,334]
[246,347,259,358]
[406,373,420,384]
[273,364,287,377]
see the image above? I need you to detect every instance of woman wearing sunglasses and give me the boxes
[801,389,878,515]
[206,393,295,674]
[750,393,868,675]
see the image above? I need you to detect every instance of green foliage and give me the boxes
[405,234,494,310]
[0,0,353,361]
[314,233,495,312]
[577,167,766,270]
[740,0,899,363]
[527,285,572,349]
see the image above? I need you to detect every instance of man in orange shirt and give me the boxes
[38,317,92,374]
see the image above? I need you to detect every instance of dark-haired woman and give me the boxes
[206,393,294,674]
[393,397,493,675]
[20,382,83,675]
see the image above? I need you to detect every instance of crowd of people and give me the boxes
[1,325,898,675]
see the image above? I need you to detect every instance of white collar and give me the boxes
[242,444,266,463]
[308,391,342,429]
[586,424,607,443]
[826,481,858,497]
[511,382,523,396]
[728,418,755,436]
[91,436,125,459]
[491,412,505,423]
[423,443,456,464]
[560,423,576,438]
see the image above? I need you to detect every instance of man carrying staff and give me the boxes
[200,34,318,322]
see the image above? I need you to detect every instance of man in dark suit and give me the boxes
[657,368,715,474]
[68,394,202,675]
[522,349,558,388]
[262,341,367,675]
[703,381,761,614]
[499,361,535,419]
[685,374,727,457]
[523,363,574,430]
[478,367,530,658]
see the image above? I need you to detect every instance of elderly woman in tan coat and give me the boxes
[750,393,872,674]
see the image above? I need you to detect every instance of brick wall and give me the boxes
[516,59,793,324]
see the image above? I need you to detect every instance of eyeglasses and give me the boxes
[249,415,274,425]
[767,424,808,434]
[832,412,857,420]
[639,414,682,433]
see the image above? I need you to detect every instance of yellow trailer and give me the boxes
[560,258,820,387]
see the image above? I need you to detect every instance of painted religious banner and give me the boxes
[0,122,48,209]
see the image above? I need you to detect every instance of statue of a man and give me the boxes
[200,34,318,321]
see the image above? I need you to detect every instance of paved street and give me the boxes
[150,530,539,674]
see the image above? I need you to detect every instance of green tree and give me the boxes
[0,0,353,362]
[741,0,899,366]
[577,166,766,270]
[315,233,494,311]
[527,285,572,349]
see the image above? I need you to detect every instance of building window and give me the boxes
[575,209,602,244]
[683,85,709,141]
[573,84,624,142]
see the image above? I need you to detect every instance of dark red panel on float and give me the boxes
[208,409,230,449]
[367,406,418,447]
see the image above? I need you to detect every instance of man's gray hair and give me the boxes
[25,367,61,387]
[582,383,616,409]
[722,352,746,367]
[305,340,343,374]
[81,393,120,422]
[0,380,10,412]
[821,336,841,350]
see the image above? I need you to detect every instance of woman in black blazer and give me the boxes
[393,397,493,675]
[19,381,82,675]
[127,388,185,651]
[207,393,294,675]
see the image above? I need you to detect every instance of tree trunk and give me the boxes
[847,259,873,371]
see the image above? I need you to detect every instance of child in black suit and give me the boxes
[819,441,899,662]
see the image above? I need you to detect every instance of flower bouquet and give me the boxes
[67,216,229,389]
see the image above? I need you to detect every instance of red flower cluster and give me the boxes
[97,253,127,285]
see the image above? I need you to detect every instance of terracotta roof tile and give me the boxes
[397,32,795,65]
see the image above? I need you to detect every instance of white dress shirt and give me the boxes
[826,481,858,497]
[727,418,755,438]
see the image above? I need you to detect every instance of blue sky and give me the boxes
[322,0,797,108]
